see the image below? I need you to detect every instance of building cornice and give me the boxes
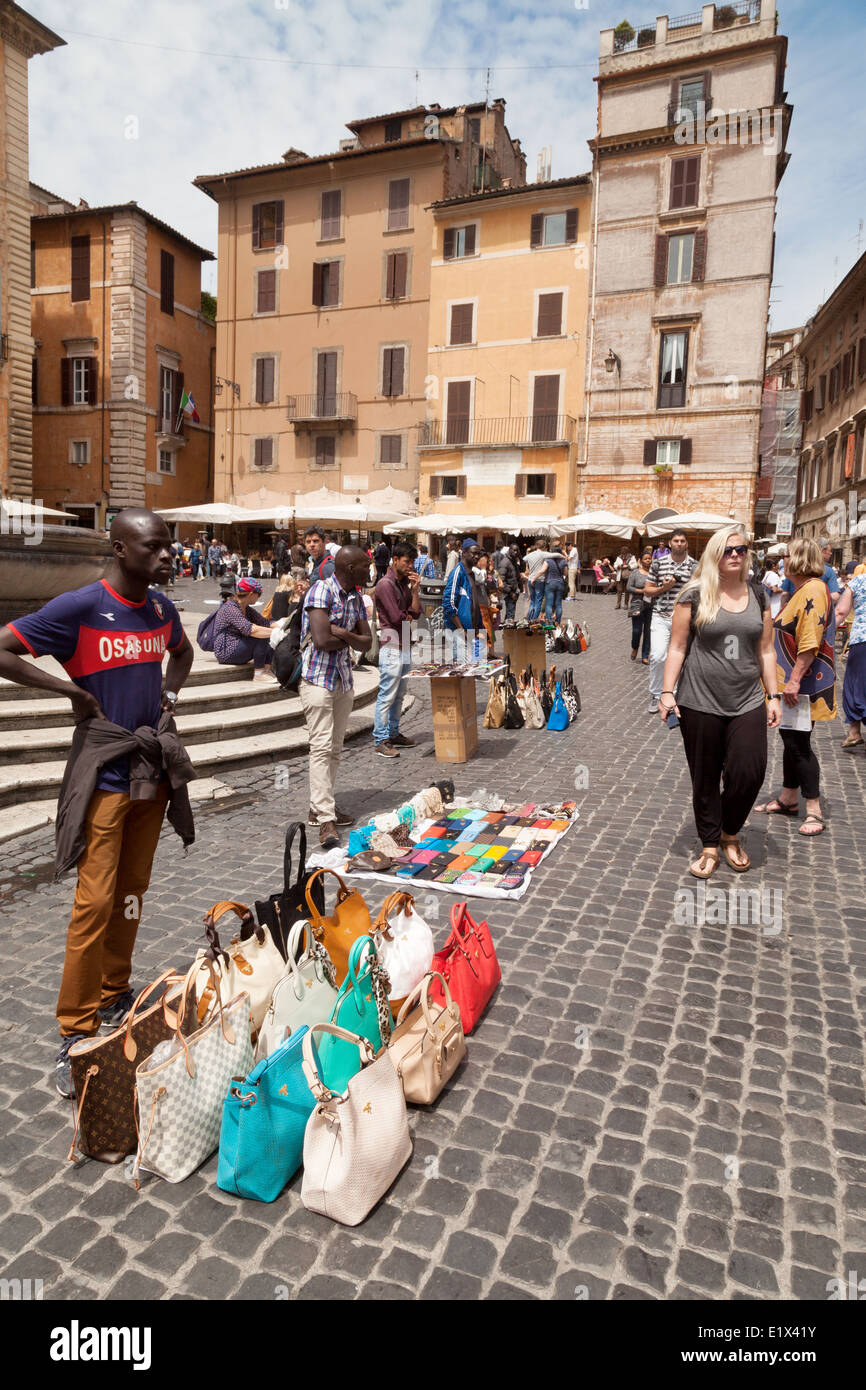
[0,1,65,58]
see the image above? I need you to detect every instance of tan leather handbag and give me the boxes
[388,971,466,1104]
[301,1023,412,1226]
[304,868,373,987]
[483,676,506,729]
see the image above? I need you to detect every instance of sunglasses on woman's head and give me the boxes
[723,545,749,558]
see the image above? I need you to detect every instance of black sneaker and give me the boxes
[97,987,137,1031]
[55,1033,90,1099]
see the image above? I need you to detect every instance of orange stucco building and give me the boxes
[30,188,215,527]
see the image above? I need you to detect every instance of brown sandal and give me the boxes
[689,847,720,879]
[721,834,751,872]
[798,814,824,837]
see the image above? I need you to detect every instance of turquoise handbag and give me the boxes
[547,680,569,732]
[217,1024,316,1203]
[317,936,391,1094]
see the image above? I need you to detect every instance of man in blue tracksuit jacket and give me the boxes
[442,538,481,649]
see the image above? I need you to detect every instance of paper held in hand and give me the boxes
[780,695,812,733]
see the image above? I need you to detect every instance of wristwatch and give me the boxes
[163,691,178,705]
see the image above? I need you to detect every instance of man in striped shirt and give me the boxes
[299,546,372,848]
[643,529,697,713]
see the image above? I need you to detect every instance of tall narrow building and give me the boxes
[581,1,790,527]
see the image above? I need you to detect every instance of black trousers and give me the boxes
[678,703,768,847]
[780,727,820,800]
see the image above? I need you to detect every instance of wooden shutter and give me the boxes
[858,337,866,379]
[800,389,813,423]
[30,240,36,289]
[388,178,410,230]
[537,292,563,336]
[429,475,441,499]
[643,439,656,466]
[702,73,712,113]
[321,190,341,239]
[257,269,276,313]
[446,380,471,444]
[254,438,273,469]
[565,209,578,243]
[816,374,826,410]
[679,437,692,466]
[654,235,668,287]
[31,357,38,407]
[172,371,184,431]
[323,262,339,307]
[530,213,543,248]
[514,473,527,498]
[160,251,175,315]
[691,229,707,283]
[670,156,699,210]
[464,224,476,256]
[443,228,456,260]
[455,475,467,498]
[273,200,284,246]
[86,357,98,407]
[312,262,324,307]
[252,203,262,250]
[380,434,402,464]
[532,374,560,441]
[450,303,474,345]
[61,358,71,406]
[385,253,396,299]
[544,473,556,498]
[393,252,407,298]
[383,346,405,396]
[316,436,336,467]
[256,358,274,403]
[70,235,90,302]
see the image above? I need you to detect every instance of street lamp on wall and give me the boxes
[214,377,241,401]
[604,349,621,377]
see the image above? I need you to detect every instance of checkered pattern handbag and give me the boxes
[133,963,253,1185]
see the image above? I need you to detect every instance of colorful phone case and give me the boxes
[484,845,508,860]
[410,849,438,864]
[519,850,543,866]
[500,873,527,890]
[533,819,553,829]
[435,868,464,884]
[447,855,476,873]
[455,870,485,887]
[487,861,512,876]
[463,843,489,860]
[483,812,505,824]
[474,857,496,873]
[497,826,520,840]
[395,862,425,878]
[503,847,526,863]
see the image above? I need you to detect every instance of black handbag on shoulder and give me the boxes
[253,822,325,960]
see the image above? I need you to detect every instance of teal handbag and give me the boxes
[217,1024,316,1203]
[317,936,391,1094]
[546,680,569,732]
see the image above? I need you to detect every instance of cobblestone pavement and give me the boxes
[0,595,864,1302]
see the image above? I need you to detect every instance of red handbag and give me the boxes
[429,902,500,1034]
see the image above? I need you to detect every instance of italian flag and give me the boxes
[179,389,200,423]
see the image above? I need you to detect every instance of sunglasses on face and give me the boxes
[723,545,749,558]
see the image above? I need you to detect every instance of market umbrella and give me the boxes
[643,511,747,539]
[1,498,78,521]
[363,485,416,516]
[482,513,565,537]
[383,513,486,536]
[155,502,244,524]
[555,509,644,540]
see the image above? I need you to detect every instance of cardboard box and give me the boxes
[430,675,478,764]
[503,628,547,676]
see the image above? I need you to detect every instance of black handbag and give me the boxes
[539,669,553,720]
[253,822,325,960]
[502,661,525,729]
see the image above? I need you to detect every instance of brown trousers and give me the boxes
[57,787,168,1037]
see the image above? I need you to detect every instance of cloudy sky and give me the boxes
[26,0,864,330]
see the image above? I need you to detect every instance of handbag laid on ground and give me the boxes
[254,822,325,960]
[502,662,525,729]
[217,1024,316,1203]
[67,970,197,1163]
[301,1024,412,1226]
[194,901,285,1039]
[254,919,338,1062]
[482,675,506,729]
[304,867,373,986]
[134,962,253,1185]
[388,971,466,1104]
[430,901,501,1034]
[317,936,392,1094]
[547,679,569,731]
[371,890,434,1017]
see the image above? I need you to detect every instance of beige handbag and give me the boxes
[483,676,506,729]
[301,1023,412,1226]
[388,971,466,1104]
[194,901,285,1041]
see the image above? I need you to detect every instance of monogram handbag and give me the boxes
[388,971,466,1105]
[217,1025,316,1203]
[482,676,506,729]
[194,901,285,1040]
[67,970,197,1163]
[254,822,325,960]
[254,920,338,1063]
[301,1024,412,1227]
[134,962,253,1185]
[429,902,501,1034]
[304,868,373,987]
[317,936,392,1094]
[371,890,434,1017]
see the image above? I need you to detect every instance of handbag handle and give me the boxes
[304,867,352,925]
[202,901,260,961]
[301,1022,377,1102]
[340,935,377,1014]
[373,890,415,940]
[394,970,454,1031]
[122,969,182,1062]
[282,821,308,893]
[451,902,495,962]
[282,919,316,997]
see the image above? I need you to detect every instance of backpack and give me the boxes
[272,602,304,691]
[197,609,218,653]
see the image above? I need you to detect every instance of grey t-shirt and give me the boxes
[675,586,768,717]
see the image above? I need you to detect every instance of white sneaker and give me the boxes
[648,698,659,713]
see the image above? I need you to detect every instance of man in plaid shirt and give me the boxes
[300,545,372,848]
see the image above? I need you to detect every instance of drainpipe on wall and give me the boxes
[207,342,215,495]
[581,163,601,508]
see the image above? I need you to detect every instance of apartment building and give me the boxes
[419,176,591,536]
[582,1,790,527]
[795,250,866,565]
[194,101,525,509]
[30,189,215,527]
[0,1,63,499]
[755,325,802,538]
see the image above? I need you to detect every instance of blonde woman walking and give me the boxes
[659,525,781,878]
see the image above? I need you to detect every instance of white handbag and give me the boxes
[194,900,285,1040]
[371,891,434,1017]
[301,1023,412,1226]
[388,971,466,1105]
[254,920,339,1063]
[133,962,253,1185]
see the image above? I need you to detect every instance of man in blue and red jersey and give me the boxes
[0,508,194,1097]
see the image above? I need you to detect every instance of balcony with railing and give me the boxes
[418,414,576,449]
[286,393,358,428]
[604,3,765,59]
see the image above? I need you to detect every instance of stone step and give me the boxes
[0,676,291,729]
[0,671,383,808]
[0,658,257,701]
[0,777,240,846]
